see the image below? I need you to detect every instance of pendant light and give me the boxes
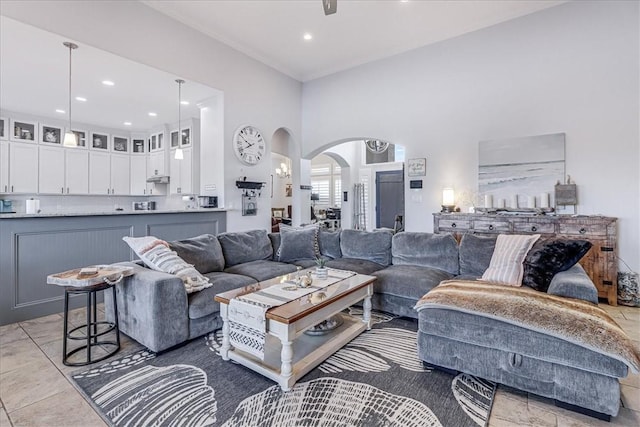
[174,79,185,160]
[62,42,78,147]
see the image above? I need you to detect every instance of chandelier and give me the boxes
[275,161,291,178]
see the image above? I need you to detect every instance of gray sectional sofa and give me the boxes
[106,227,630,420]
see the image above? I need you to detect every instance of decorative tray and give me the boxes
[47,265,134,287]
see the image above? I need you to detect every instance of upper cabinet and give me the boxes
[7,142,38,193]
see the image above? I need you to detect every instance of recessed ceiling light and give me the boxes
[123,121,132,126]
[148,112,157,117]
[55,109,65,114]
[303,33,313,41]
[400,0,409,3]
[180,100,190,105]
[102,80,115,86]
[75,96,87,102]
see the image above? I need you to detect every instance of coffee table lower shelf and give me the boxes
[226,315,366,391]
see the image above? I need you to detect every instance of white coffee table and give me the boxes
[215,270,375,391]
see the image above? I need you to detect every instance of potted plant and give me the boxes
[315,257,329,279]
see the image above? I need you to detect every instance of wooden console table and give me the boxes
[433,213,618,305]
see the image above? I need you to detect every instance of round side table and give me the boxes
[48,265,132,367]
[62,281,120,366]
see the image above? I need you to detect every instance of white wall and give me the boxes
[1,0,302,232]
[302,1,639,270]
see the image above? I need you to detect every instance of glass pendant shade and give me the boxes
[63,131,78,147]
[174,148,184,160]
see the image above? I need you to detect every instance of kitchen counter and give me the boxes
[0,208,227,219]
[0,209,227,325]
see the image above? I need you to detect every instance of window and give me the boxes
[311,162,341,208]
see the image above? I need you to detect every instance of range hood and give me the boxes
[146,175,170,184]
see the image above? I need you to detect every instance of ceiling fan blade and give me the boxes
[323,0,337,16]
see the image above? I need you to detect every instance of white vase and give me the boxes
[316,267,328,279]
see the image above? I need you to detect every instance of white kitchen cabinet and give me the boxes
[148,151,165,177]
[8,142,38,193]
[38,146,65,194]
[110,154,130,195]
[1,141,9,193]
[130,155,148,195]
[169,151,181,194]
[89,151,111,195]
[65,149,89,194]
[170,148,196,195]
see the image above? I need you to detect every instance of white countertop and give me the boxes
[0,208,227,219]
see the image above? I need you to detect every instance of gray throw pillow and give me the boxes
[169,234,225,274]
[340,229,392,266]
[278,224,320,263]
[459,234,497,277]
[217,229,273,267]
[391,232,459,275]
[318,230,341,259]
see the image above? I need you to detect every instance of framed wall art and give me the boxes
[113,135,129,153]
[407,158,426,177]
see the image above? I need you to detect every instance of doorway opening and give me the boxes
[375,170,404,230]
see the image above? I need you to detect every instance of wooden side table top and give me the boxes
[47,265,134,288]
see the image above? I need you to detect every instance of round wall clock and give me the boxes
[365,139,389,153]
[233,125,266,165]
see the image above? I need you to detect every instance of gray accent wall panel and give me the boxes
[0,211,226,325]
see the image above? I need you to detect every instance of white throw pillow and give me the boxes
[481,234,540,286]
[123,236,211,293]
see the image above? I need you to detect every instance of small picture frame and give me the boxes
[71,129,88,148]
[285,183,292,197]
[132,138,145,153]
[113,136,129,153]
[407,158,427,177]
[0,117,7,140]
[91,132,109,150]
[11,119,37,142]
[40,124,63,144]
[242,195,257,216]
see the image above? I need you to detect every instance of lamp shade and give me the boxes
[174,147,184,160]
[311,193,320,201]
[442,188,455,206]
[63,131,78,147]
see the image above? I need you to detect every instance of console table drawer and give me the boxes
[559,223,608,237]
[438,219,470,230]
[513,222,555,234]
[473,220,510,233]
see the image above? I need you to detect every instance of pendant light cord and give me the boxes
[68,43,72,131]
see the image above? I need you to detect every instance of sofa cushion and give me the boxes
[522,238,593,292]
[392,232,459,275]
[278,224,320,262]
[373,265,454,301]
[218,229,273,267]
[459,234,496,277]
[340,229,392,266]
[325,258,386,275]
[318,230,342,259]
[188,272,258,319]
[122,236,211,293]
[169,234,225,274]
[481,234,540,286]
[224,260,298,282]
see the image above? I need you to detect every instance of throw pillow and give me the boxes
[278,223,320,263]
[458,234,497,277]
[340,229,393,266]
[123,236,211,294]
[522,238,593,292]
[217,230,273,267]
[481,234,540,286]
[169,234,225,274]
[318,229,341,259]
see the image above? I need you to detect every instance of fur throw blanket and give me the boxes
[415,280,640,374]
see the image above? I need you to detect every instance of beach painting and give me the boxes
[478,133,565,208]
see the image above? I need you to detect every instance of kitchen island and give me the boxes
[0,209,226,325]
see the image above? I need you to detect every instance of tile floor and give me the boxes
[0,303,639,427]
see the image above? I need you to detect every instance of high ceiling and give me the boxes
[144,0,565,82]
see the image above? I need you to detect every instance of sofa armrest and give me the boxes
[105,262,189,352]
[547,263,598,304]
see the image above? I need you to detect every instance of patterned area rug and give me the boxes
[71,310,496,427]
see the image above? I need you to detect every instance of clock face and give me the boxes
[233,125,266,165]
